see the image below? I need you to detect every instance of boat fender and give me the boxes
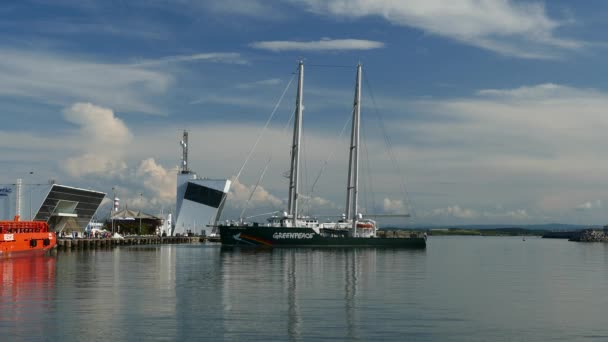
[30,239,38,248]
[43,238,51,246]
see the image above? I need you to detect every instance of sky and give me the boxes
[2,0,608,226]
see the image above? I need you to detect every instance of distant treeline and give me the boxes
[425,227,548,236]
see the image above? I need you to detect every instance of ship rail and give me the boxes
[0,221,50,234]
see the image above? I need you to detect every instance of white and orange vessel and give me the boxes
[0,216,56,257]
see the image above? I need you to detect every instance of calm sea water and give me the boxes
[2,236,608,341]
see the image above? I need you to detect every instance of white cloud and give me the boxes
[201,0,286,19]
[422,206,529,221]
[299,194,337,211]
[250,38,384,52]
[227,179,284,209]
[486,209,529,220]
[64,153,129,179]
[428,205,479,219]
[383,198,405,213]
[62,103,132,177]
[576,200,602,211]
[386,82,608,222]
[132,52,248,66]
[0,48,171,114]
[236,78,283,89]
[0,49,246,114]
[53,103,178,210]
[405,83,608,173]
[63,103,131,147]
[10,78,608,224]
[136,158,178,203]
[294,0,581,59]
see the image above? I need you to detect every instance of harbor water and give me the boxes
[2,236,608,341]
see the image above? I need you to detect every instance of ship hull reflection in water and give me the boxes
[0,256,56,338]
[219,247,417,340]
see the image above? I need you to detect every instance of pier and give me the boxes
[55,236,205,250]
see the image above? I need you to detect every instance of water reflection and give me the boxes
[285,250,301,341]
[219,248,385,340]
[345,249,359,341]
[0,255,56,339]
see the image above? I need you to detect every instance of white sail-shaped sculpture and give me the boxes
[173,130,232,236]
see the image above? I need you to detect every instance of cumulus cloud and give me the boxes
[250,38,385,52]
[64,103,131,147]
[299,194,337,211]
[64,153,129,179]
[227,179,283,209]
[62,103,132,177]
[293,0,581,59]
[136,158,178,203]
[383,198,405,213]
[428,205,479,219]
[488,209,529,220]
[421,205,529,221]
[57,103,179,211]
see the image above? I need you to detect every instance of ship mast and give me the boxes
[345,64,362,235]
[287,61,304,226]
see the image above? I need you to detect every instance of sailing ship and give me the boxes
[219,62,426,248]
[0,216,57,257]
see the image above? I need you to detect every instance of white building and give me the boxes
[172,131,231,236]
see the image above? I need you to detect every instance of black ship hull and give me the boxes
[219,226,426,248]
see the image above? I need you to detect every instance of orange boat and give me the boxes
[0,216,56,257]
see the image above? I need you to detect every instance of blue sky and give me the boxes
[2,0,608,226]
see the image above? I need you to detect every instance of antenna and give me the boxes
[180,130,189,174]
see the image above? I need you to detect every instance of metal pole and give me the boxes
[352,64,362,236]
[28,171,34,220]
[288,60,304,227]
[139,193,142,235]
[111,187,115,234]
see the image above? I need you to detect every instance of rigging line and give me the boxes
[240,84,299,220]
[362,70,412,212]
[361,121,377,214]
[308,110,353,196]
[307,64,355,69]
[301,126,309,216]
[360,146,369,216]
[245,210,281,220]
[239,157,272,219]
[217,71,296,223]
[233,72,296,183]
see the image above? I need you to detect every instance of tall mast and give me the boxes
[288,61,304,226]
[180,130,189,174]
[345,64,362,234]
[15,178,22,219]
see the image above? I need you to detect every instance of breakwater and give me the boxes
[541,231,580,239]
[570,229,608,242]
[56,236,204,250]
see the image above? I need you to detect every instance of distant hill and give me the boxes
[403,223,594,231]
[382,223,600,237]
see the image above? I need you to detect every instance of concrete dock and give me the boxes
[56,236,205,250]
